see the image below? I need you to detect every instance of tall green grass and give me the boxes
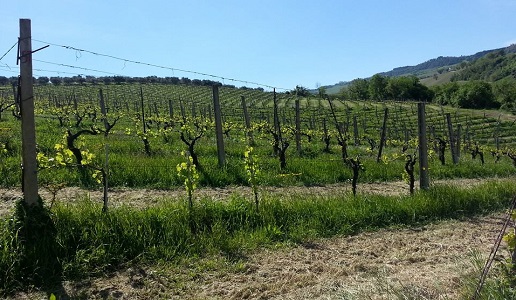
[1,180,515,295]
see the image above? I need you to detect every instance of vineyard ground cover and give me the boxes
[1,179,516,299]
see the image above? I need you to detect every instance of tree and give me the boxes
[37,76,49,85]
[348,78,369,100]
[0,76,9,85]
[180,77,192,85]
[493,78,516,111]
[50,77,62,85]
[368,74,388,101]
[291,85,311,97]
[102,77,113,85]
[453,81,498,109]
[387,76,432,101]
[63,77,74,85]
[338,86,350,100]
[387,77,410,100]
[318,87,328,99]
[113,76,126,84]
[432,82,459,105]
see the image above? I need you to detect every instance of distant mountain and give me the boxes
[322,44,516,94]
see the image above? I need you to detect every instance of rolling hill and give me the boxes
[322,44,516,94]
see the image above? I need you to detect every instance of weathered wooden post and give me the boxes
[99,89,109,132]
[179,96,186,122]
[140,87,150,155]
[273,89,280,137]
[241,96,254,145]
[456,124,461,159]
[446,113,459,164]
[418,102,429,190]
[376,108,388,163]
[212,85,225,167]
[353,115,359,146]
[19,19,39,205]
[295,98,302,153]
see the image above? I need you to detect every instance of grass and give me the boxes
[456,250,516,300]
[1,180,515,296]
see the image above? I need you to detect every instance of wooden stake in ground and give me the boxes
[241,96,254,145]
[19,19,39,206]
[295,98,301,154]
[418,102,429,190]
[446,113,459,164]
[212,85,225,167]
[140,87,150,155]
[376,108,388,163]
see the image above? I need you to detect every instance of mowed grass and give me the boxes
[1,180,515,296]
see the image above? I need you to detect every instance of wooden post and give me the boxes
[376,108,388,163]
[73,92,78,111]
[295,98,301,153]
[418,102,429,190]
[140,87,146,133]
[446,113,459,164]
[273,89,279,136]
[353,115,359,146]
[19,19,39,206]
[154,102,159,118]
[456,124,461,159]
[179,97,186,122]
[212,86,225,167]
[168,99,174,120]
[241,96,254,145]
[98,89,109,132]
[12,83,21,117]
[495,122,500,150]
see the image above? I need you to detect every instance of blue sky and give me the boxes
[0,0,515,91]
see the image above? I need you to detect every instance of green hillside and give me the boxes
[451,50,516,82]
[323,44,516,94]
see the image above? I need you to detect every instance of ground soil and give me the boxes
[3,177,515,299]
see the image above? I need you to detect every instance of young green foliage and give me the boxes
[244,146,260,210]
[176,150,199,209]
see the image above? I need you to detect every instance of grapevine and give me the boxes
[244,146,260,210]
[176,150,199,210]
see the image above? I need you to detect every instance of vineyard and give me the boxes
[1,82,516,299]
[0,83,515,191]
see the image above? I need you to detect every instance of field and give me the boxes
[1,83,516,299]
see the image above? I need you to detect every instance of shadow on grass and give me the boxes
[3,199,70,299]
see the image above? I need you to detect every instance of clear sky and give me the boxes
[0,0,515,91]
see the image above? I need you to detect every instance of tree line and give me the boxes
[335,73,516,111]
[0,75,265,91]
[337,74,434,102]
